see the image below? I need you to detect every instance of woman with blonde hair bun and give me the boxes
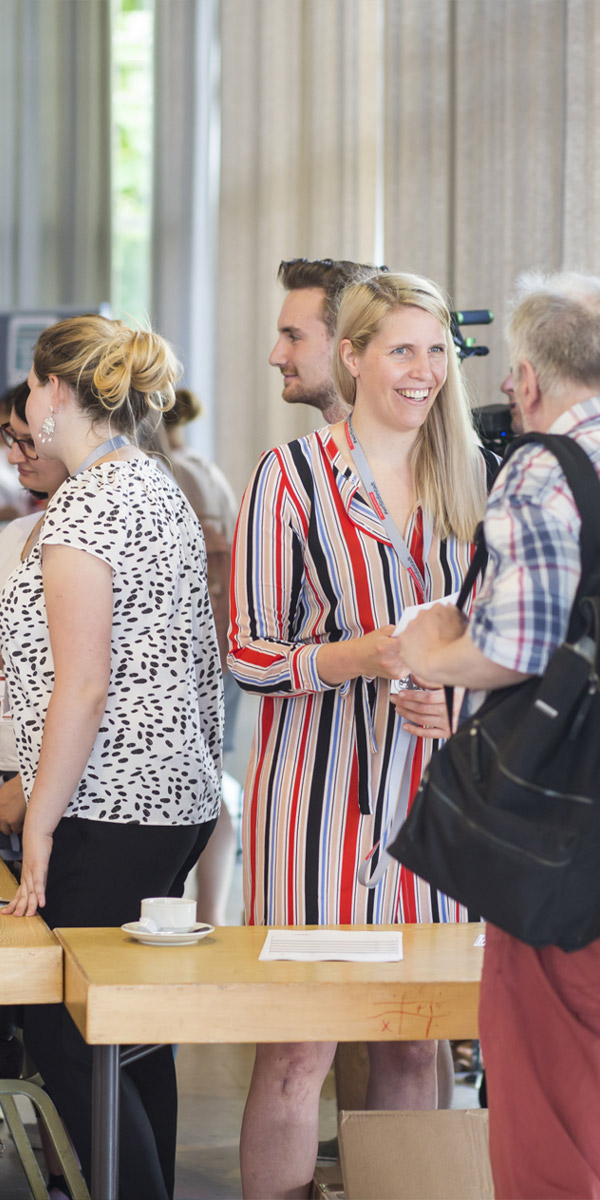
[1,315,223,1200]
[230,272,497,1198]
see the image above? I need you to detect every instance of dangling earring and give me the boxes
[39,407,56,444]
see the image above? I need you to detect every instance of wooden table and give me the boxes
[56,921,484,1200]
[0,859,62,1004]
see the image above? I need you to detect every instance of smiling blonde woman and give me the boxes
[229,272,496,1198]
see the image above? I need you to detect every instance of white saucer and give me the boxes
[121,921,214,947]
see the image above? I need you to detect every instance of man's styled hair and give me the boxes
[277,258,388,337]
[507,270,600,398]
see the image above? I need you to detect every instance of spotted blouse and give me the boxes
[0,457,223,825]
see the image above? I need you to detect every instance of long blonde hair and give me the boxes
[33,314,181,435]
[333,272,487,542]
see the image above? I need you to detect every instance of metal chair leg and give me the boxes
[0,1079,90,1200]
[0,1092,48,1199]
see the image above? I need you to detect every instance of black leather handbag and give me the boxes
[388,433,600,951]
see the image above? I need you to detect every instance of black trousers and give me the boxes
[23,814,217,1200]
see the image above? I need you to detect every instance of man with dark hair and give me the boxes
[270,257,387,422]
[395,269,600,1199]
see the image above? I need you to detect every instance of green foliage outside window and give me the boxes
[111,0,154,325]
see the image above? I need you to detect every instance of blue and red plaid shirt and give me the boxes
[470,396,600,675]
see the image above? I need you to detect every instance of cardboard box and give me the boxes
[338,1109,493,1199]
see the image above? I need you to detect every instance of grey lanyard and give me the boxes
[345,415,433,601]
[72,436,131,476]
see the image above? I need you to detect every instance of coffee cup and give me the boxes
[140,897,197,933]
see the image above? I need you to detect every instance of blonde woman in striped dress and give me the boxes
[229,273,493,1199]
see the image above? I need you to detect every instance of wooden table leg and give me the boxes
[92,1044,120,1200]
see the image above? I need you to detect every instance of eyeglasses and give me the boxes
[0,424,39,461]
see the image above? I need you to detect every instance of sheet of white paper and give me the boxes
[259,929,403,962]
[390,592,461,694]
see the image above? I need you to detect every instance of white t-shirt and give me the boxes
[0,458,223,825]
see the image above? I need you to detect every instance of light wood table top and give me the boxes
[0,859,62,1004]
[56,922,483,1046]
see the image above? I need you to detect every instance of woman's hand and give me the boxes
[317,625,408,686]
[2,822,53,917]
[0,775,26,836]
[393,684,451,739]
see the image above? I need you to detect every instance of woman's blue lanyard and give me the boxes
[344,414,433,602]
[72,436,131,476]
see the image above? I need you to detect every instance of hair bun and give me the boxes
[33,314,182,434]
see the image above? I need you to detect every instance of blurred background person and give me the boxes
[0,378,72,1196]
[0,380,69,846]
[0,384,41,527]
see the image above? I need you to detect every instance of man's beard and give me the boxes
[283,382,349,422]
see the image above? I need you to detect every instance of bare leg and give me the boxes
[193,805,237,927]
[366,1040,438,1110]
[436,1039,454,1109]
[240,1041,337,1199]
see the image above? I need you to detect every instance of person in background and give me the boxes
[0,381,69,842]
[0,384,39,525]
[163,387,240,926]
[270,258,389,423]
[230,272,493,1199]
[0,315,223,1200]
[394,270,600,1200]
[0,380,72,1198]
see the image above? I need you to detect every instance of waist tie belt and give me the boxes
[354,676,379,815]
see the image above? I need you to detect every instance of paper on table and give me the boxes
[390,591,461,694]
[259,929,403,962]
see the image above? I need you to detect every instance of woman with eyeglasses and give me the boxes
[0,383,69,1189]
[0,316,223,1200]
[0,382,69,847]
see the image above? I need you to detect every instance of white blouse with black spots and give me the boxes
[0,457,223,825]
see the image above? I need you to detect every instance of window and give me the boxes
[111,0,154,323]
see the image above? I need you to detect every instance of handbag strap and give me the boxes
[503,433,600,641]
[444,432,600,723]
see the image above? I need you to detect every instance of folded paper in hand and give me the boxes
[390,592,460,694]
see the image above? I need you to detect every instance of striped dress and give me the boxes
[229,427,479,926]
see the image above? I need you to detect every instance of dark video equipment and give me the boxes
[472,403,514,458]
[450,307,515,456]
[450,309,493,362]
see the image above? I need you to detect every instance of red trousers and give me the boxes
[480,923,600,1199]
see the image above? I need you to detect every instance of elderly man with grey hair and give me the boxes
[395,270,600,1199]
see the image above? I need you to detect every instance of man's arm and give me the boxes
[395,604,531,689]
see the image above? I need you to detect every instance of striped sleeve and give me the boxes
[227,448,332,696]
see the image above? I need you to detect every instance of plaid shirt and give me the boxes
[470,396,600,675]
